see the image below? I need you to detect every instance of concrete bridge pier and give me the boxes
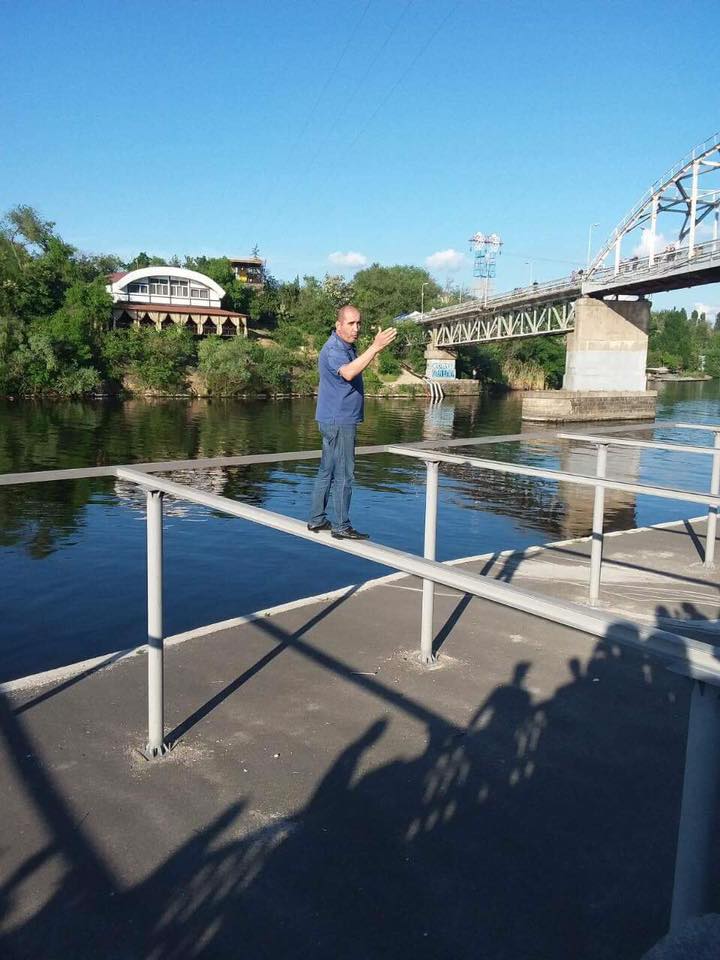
[424,343,457,381]
[523,297,657,422]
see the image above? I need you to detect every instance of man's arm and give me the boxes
[338,327,398,381]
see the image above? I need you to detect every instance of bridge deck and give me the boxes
[1,518,718,958]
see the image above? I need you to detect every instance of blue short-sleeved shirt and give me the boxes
[315,331,364,424]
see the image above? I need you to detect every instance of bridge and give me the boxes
[418,133,720,417]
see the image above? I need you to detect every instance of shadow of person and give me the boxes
[0,634,697,960]
[523,628,690,958]
[157,664,545,960]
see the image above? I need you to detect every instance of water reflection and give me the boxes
[423,400,456,440]
[558,443,639,539]
[1,383,718,679]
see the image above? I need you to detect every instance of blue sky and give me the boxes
[1,0,717,315]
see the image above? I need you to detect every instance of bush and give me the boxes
[705,347,720,378]
[398,383,422,396]
[501,358,546,390]
[56,365,102,396]
[256,345,296,393]
[274,318,306,349]
[663,354,682,373]
[198,337,318,396]
[118,326,196,391]
[378,350,401,375]
[362,367,384,391]
[198,336,261,395]
[292,365,319,395]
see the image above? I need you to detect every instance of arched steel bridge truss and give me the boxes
[418,132,720,347]
[585,131,720,296]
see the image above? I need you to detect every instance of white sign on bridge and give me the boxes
[427,359,456,380]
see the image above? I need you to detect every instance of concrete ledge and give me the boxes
[522,389,657,422]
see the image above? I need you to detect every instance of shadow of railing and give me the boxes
[2,597,717,959]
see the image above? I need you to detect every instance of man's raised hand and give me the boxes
[372,327,398,352]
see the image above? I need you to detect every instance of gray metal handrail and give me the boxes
[4,421,720,928]
[558,427,720,567]
[385,427,720,926]
[115,460,720,714]
[0,419,674,487]
[388,441,720,603]
[586,240,720,287]
[121,454,720,928]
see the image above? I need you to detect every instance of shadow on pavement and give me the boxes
[1,603,716,959]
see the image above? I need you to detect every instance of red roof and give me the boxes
[108,271,128,282]
[112,301,246,319]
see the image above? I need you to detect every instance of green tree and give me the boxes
[353,264,441,328]
[385,319,427,373]
[4,205,57,252]
[704,338,720,378]
[125,252,166,270]
[649,308,698,371]
[198,336,260,395]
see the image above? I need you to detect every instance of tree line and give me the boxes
[648,308,720,375]
[1,205,717,398]
[0,206,439,398]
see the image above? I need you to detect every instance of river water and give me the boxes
[1,381,719,682]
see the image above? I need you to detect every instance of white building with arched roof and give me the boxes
[107,266,248,337]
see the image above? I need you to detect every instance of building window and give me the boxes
[128,283,148,294]
[190,287,210,298]
[171,284,189,297]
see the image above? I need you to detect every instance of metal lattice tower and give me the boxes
[470,232,503,304]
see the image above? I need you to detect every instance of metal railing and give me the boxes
[118,293,217,307]
[558,427,720,568]
[385,424,720,928]
[3,422,720,929]
[586,238,720,289]
[389,426,720,611]
[414,276,580,325]
[413,237,720,327]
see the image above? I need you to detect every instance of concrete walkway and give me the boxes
[1,518,718,959]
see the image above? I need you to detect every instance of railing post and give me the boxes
[670,680,720,931]
[588,443,608,605]
[704,431,720,567]
[146,489,167,757]
[420,460,439,664]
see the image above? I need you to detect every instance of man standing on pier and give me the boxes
[308,304,397,540]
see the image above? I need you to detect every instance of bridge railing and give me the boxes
[416,276,580,325]
[584,238,720,289]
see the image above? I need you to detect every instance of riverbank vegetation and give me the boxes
[1,205,718,397]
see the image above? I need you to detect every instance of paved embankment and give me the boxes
[1,518,718,959]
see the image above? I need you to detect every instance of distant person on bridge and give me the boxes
[308,304,397,540]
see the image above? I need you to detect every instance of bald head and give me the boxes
[337,304,360,324]
[335,304,362,344]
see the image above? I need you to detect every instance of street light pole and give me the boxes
[587,222,599,270]
[421,282,429,315]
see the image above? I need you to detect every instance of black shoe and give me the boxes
[307,520,331,533]
[331,527,370,540]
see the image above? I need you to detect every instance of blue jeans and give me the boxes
[309,422,357,532]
